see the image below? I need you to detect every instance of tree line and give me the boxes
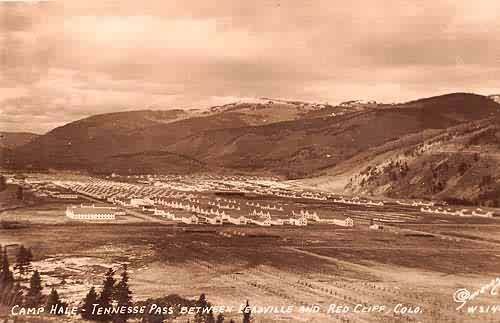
[0,245,254,322]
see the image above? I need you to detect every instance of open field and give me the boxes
[0,202,143,225]
[1,175,500,322]
[392,223,500,243]
[2,210,500,322]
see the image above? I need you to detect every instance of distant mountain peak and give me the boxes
[207,97,332,113]
[339,99,378,107]
[488,94,500,104]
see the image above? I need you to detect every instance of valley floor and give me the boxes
[2,197,500,322]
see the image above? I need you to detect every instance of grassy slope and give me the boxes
[4,93,500,204]
[303,116,500,206]
[0,132,39,149]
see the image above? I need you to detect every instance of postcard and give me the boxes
[1,1,499,322]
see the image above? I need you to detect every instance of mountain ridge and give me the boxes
[0,132,39,149]
[2,92,499,205]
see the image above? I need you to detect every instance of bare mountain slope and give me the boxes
[4,93,500,204]
[7,109,190,170]
[166,93,500,178]
[5,99,356,171]
[0,132,39,149]
[204,98,344,125]
[0,132,39,170]
[301,115,500,206]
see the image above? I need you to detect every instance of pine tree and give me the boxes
[46,288,64,314]
[242,300,251,323]
[194,293,209,323]
[81,286,98,320]
[25,270,43,307]
[0,175,6,192]
[0,247,6,278]
[215,313,224,323]
[8,282,23,307]
[97,268,116,321]
[14,245,33,278]
[113,265,133,323]
[16,186,23,200]
[206,311,215,323]
[0,247,14,286]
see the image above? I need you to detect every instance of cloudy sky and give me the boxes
[1,0,499,133]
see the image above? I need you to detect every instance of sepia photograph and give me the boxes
[1,0,500,322]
